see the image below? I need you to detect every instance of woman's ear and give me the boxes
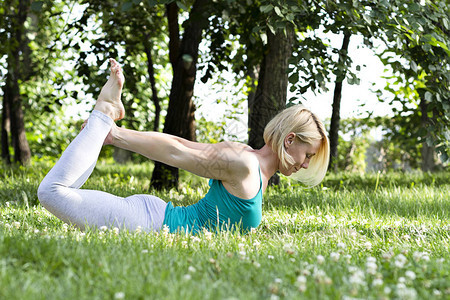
[284,132,296,148]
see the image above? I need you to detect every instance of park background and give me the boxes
[1,0,449,299]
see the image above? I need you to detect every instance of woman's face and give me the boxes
[279,133,322,176]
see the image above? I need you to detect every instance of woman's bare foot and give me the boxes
[93,58,125,121]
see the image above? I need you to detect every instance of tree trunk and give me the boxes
[166,2,180,69]
[329,33,351,171]
[419,100,435,171]
[5,0,32,165]
[248,28,294,185]
[1,86,11,163]
[143,39,161,132]
[151,0,210,190]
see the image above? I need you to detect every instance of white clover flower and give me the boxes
[183,274,192,280]
[394,254,408,268]
[330,252,340,262]
[382,251,394,260]
[298,284,307,292]
[112,227,120,235]
[384,286,392,294]
[301,269,311,276]
[367,256,377,263]
[270,295,279,300]
[364,241,372,250]
[412,251,429,262]
[141,249,149,254]
[405,270,416,280]
[372,278,383,286]
[34,229,40,234]
[397,285,417,299]
[402,234,411,240]
[191,236,201,243]
[290,258,295,262]
[238,243,245,250]
[253,261,261,268]
[204,230,212,240]
[239,251,246,257]
[99,226,108,232]
[274,278,282,284]
[268,255,274,259]
[366,261,378,275]
[317,255,325,264]
[181,241,188,248]
[297,275,307,284]
[13,222,20,229]
[396,282,406,290]
[114,292,125,299]
[5,223,11,229]
[432,289,441,296]
[337,242,346,249]
[283,243,295,255]
[253,240,261,247]
[398,277,406,284]
[349,270,365,286]
[162,225,169,234]
[188,266,196,273]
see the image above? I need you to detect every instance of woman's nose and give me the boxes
[301,157,311,169]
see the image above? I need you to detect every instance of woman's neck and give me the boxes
[254,144,279,180]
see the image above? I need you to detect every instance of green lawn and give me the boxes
[1,161,449,299]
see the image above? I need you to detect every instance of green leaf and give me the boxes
[267,23,276,34]
[274,6,283,17]
[176,1,189,11]
[410,61,418,73]
[121,2,133,12]
[260,5,274,14]
[147,0,157,5]
[362,14,371,25]
[31,1,44,12]
[289,73,299,84]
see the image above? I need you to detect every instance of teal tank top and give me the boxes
[162,168,263,234]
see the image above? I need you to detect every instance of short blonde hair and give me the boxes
[263,104,330,186]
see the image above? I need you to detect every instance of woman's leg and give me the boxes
[37,59,167,232]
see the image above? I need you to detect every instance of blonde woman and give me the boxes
[38,59,329,234]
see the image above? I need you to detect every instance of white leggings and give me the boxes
[37,110,168,232]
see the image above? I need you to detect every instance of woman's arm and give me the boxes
[110,126,254,182]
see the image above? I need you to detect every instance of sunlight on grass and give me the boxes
[0,162,449,299]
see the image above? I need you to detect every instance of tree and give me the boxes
[1,0,66,165]
[150,0,212,189]
[1,0,32,165]
[371,0,450,168]
[329,33,351,171]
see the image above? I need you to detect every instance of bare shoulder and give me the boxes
[219,142,261,196]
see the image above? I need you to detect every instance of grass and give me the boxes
[0,161,449,299]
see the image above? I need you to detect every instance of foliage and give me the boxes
[0,163,449,299]
[371,0,450,161]
[70,0,171,131]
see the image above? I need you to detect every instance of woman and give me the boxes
[38,59,329,234]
